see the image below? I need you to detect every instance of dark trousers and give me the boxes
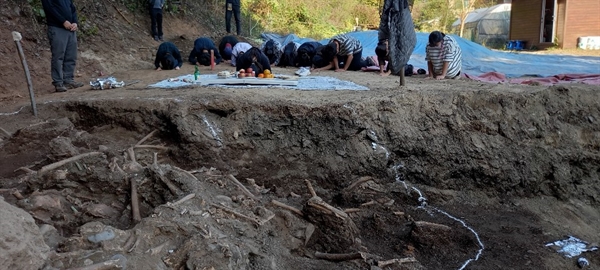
[47,26,77,86]
[225,4,241,35]
[338,50,365,71]
[150,8,163,37]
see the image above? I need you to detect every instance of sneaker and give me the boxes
[295,67,310,77]
[154,35,159,41]
[55,85,67,92]
[65,81,84,89]
[159,36,164,41]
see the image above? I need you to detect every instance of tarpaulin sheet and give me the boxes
[148,74,368,91]
[261,31,600,78]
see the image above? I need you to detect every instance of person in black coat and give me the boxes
[154,41,183,70]
[277,42,299,67]
[261,39,281,65]
[218,35,239,61]
[225,0,241,35]
[236,47,271,76]
[189,37,223,66]
[42,0,84,92]
[295,41,323,67]
[378,0,416,77]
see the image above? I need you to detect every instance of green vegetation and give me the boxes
[241,0,497,40]
[243,0,380,39]
[27,0,46,23]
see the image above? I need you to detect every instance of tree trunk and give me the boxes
[459,14,466,37]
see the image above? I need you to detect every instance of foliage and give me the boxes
[242,0,380,39]
[120,0,148,12]
[412,0,454,32]
[77,14,99,38]
[27,0,46,23]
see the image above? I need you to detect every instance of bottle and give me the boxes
[194,66,199,81]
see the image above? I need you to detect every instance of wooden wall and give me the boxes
[555,0,566,48]
[509,0,542,49]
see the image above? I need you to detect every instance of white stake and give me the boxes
[12,31,37,117]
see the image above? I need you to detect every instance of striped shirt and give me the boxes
[425,35,462,78]
[330,34,362,56]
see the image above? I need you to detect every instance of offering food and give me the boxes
[238,69,245,78]
[217,71,231,78]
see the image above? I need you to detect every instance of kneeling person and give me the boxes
[155,41,183,70]
[425,31,462,80]
[189,37,223,66]
[314,34,365,72]
[236,47,271,76]
[374,40,391,76]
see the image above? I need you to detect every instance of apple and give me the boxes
[246,68,253,74]
[238,69,245,73]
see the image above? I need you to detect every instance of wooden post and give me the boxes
[12,31,37,117]
[400,66,406,86]
[210,50,215,70]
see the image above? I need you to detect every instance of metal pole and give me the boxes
[12,31,37,117]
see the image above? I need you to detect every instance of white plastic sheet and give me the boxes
[546,236,598,258]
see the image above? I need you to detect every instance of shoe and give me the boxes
[159,36,164,41]
[295,67,310,77]
[55,85,67,92]
[154,35,159,41]
[65,81,84,89]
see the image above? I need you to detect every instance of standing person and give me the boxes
[42,0,84,92]
[218,35,239,62]
[314,34,365,72]
[225,0,241,36]
[378,0,416,77]
[425,31,462,80]
[149,0,164,41]
[154,42,182,71]
[189,37,223,66]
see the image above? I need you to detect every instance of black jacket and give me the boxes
[277,42,298,67]
[42,0,78,28]
[296,41,323,67]
[236,47,271,75]
[226,0,241,6]
[155,42,183,69]
[189,38,222,65]
[218,36,239,60]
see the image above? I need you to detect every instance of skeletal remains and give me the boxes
[6,127,420,269]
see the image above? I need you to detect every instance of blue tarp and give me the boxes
[261,31,600,78]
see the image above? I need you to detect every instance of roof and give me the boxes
[452,3,511,27]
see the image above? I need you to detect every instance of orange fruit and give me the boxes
[258,73,264,78]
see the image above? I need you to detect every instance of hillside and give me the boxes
[0,0,244,102]
[1,1,599,270]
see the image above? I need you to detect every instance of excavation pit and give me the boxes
[0,83,599,269]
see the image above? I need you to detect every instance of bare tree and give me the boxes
[455,0,480,37]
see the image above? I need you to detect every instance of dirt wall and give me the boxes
[46,84,600,205]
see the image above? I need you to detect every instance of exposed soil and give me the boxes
[1,0,600,270]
